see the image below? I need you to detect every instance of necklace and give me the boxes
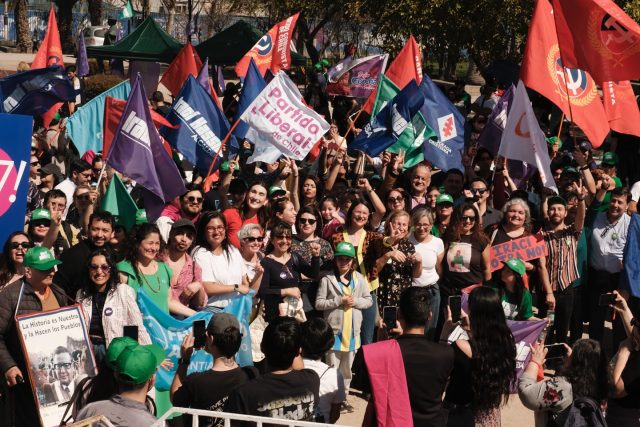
[138,262,162,293]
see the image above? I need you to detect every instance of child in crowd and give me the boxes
[320,196,345,239]
[489,258,533,321]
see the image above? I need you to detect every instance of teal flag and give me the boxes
[120,0,133,19]
[65,79,131,156]
[101,174,138,231]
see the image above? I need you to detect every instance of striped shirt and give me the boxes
[543,225,580,292]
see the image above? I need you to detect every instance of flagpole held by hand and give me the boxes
[339,109,364,148]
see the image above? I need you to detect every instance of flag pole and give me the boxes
[204,119,241,182]
[556,112,565,139]
[551,14,579,148]
[338,109,364,148]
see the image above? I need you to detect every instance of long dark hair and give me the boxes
[345,198,372,231]
[444,202,489,246]
[268,199,294,229]
[240,181,269,226]
[194,210,231,259]
[558,339,609,403]
[80,249,118,297]
[0,231,30,287]
[295,205,323,238]
[300,175,322,206]
[468,286,516,414]
[124,223,162,285]
[265,222,293,255]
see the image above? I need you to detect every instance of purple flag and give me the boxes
[76,31,89,77]
[327,54,389,99]
[326,55,353,82]
[196,57,211,93]
[106,75,186,221]
[215,65,225,96]
[477,85,514,156]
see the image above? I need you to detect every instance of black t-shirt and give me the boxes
[352,335,454,427]
[444,341,473,405]
[224,369,320,426]
[173,367,256,426]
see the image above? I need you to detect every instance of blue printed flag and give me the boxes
[0,66,75,116]
[418,74,465,172]
[233,58,267,140]
[350,79,424,157]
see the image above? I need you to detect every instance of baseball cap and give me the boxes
[602,152,619,166]
[40,163,61,177]
[171,218,196,234]
[207,313,241,335]
[269,186,287,198]
[334,241,356,258]
[546,136,561,149]
[502,258,526,277]
[135,209,148,225]
[31,208,51,222]
[547,195,567,207]
[561,166,580,178]
[436,194,454,205]
[107,337,165,385]
[23,246,62,271]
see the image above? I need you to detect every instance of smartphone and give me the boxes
[123,325,138,342]
[193,320,207,348]
[545,343,568,359]
[598,293,616,307]
[382,306,398,330]
[449,295,462,323]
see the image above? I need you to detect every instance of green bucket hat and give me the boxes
[335,241,356,258]
[436,194,454,205]
[23,247,61,271]
[107,337,165,385]
[135,209,148,225]
[502,258,526,277]
[31,208,51,222]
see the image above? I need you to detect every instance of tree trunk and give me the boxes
[88,0,102,25]
[142,0,150,18]
[14,0,30,53]
[55,1,78,54]
[166,10,175,36]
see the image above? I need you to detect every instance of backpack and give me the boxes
[550,396,608,427]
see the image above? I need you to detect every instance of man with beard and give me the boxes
[541,192,585,344]
[157,184,204,243]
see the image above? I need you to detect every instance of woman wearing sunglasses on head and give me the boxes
[0,232,33,292]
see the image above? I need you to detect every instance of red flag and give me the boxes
[521,0,609,148]
[103,97,177,157]
[553,0,640,83]
[234,13,299,78]
[160,42,203,98]
[362,35,422,113]
[602,80,640,137]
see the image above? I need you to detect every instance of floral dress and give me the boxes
[369,237,415,309]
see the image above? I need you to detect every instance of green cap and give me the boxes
[106,336,139,369]
[546,136,561,149]
[436,193,454,205]
[502,258,526,277]
[23,247,61,271]
[335,241,356,258]
[602,151,619,166]
[561,166,580,177]
[313,63,322,71]
[269,186,287,197]
[135,209,148,225]
[547,195,567,207]
[107,337,165,385]
[320,59,330,67]
[31,208,51,222]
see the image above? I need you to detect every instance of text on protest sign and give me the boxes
[489,234,548,272]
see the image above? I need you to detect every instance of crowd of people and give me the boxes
[1,57,640,427]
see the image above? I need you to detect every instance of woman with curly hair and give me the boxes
[0,232,32,291]
[444,286,517,426]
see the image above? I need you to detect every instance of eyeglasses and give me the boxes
[274,234,292,241]
[298,218,317,225]
[387,196,404,204]
[186,196,203,204]
[462,215,476,223]
[79,172,92,178]
[9,242,32,250]
[471,188,487,194]
[243,236,262,243]
[89,264,111,272]
[54,363,73,369]
[206,225,225,232]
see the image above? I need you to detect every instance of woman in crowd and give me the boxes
[78,249,150,362]
[268,199,298,230]
[519,339,609,426]
[409,208,444,338]
[374,188,410,233]
[426,185,441,210]
[445,286,516,426]
[223,181,269,248]
[27,208,52,248]
[300,175,322,208]
[0,232,32,291]
[331,200,382,345]
[192,211,251,313]
[66,185,92,232]
[237,223,265,291]
[489,259,534,321]
[260,222,320,322]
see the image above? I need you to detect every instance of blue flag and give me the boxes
[233,59,266,140]
[161,76,236,175]
[350,80,424,157]
[0,66,75,116]
[76,31,89,77]
[196,57,211,94]
[478,85,514,156]
[623,213,640,298]
[107,75,186,220]
[418,75,465,172]
[66,79,131,155]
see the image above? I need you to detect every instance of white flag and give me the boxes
[498,80,557,192]
[238,71,330,161]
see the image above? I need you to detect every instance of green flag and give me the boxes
[120,0,133,19]
[102,174,138,231]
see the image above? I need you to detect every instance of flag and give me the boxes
[362,35,422,113]
[498,81,557,191]
[160,42,203,98]
[326,54,389,100]
[120,0,133,19]
[76,31,89,77]
[215,65,225,95]
[478,84,515,156]
[101,174,138,231]
[0,66,75,116]
[233,59,267,140]
[521,0,609,148]
[350,80,424,157]
[234,13,300,78]
[418,74,465,172]
[326,55,353,82]
[553,0,640,83]
[106,75,186,221]
[238,71,330,160]
[623,213,640,298]
[161,76,236,174]
[31,6,63,69]
[66,79,131,156]
[602,80,640,137]
[196,57,221,107]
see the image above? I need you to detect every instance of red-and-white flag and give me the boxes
[160,42,203,98]
[602,80,640,137]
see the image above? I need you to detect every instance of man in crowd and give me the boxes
[157,183,204,243]
[43,189,80,253]
[54,159,93,219]
[443,169,465,203]
[49,346,78,402]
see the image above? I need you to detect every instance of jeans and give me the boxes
[539,286,573,344]
[424,284,441,341]
[361,293,377,345]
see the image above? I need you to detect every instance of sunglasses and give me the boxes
[76,194,90,201]
[9,241,32,250]
[89,264,111,272]
[243,236,262,243]
[471,188,487,194]
[32,221,50,228]
[298,218,317,225]
[387,196,404,204]
[274,234,292,241]
[186,196,203,204]
[462,215,476,223]
[30,161,40,166]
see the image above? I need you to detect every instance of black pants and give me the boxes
[569,285,586,344]
[539,286,574,344]
[587,268,627,354]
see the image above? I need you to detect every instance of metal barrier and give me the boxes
[152,407,351,427]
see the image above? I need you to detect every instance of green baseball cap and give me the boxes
[23,247,61,271]
[269,186,287,197]
[602,151,619,166]
[335,241,356,258]
[106,336,139,369]
[502,258,526,277]
[436,194,454,205]
[107,337,165,385]
[135,209,148,225]
[546,136,561,149]
[31,208,51,222]
[547,195,567,207]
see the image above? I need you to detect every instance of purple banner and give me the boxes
[327,54,388,99]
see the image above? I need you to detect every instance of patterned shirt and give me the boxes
[543,225,580,292]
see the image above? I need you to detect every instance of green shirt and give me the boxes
[489,283,533,320]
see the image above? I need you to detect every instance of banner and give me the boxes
[160,42,203,98]
[31,6,63,69]
[489,234,548,271]
[0,113,31,248]
[326,54,389,99]
[137,290,254,391]
[17,305,97,427]
[238,71,330,160]
[602,80,640,137]
[478,85,514,156]
[233,58,267,140]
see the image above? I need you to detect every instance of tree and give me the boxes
[159,0,176,35]
[13,0,30,53]
[88,0,102,25]
[54,0,80,53]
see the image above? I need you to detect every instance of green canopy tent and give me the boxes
[195,20,308,67]
[86,17,183,63]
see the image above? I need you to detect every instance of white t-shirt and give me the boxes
[631,180,640,202]
[192,245,247,308]
[409,234,444,287]
[303,358,346,423]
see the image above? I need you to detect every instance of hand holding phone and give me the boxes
[382,306,398,330]
[449,295,462,323]
[598,293,617,307]
[123,325,138,341]
[193,320,207,348]
[544,343,568,359]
